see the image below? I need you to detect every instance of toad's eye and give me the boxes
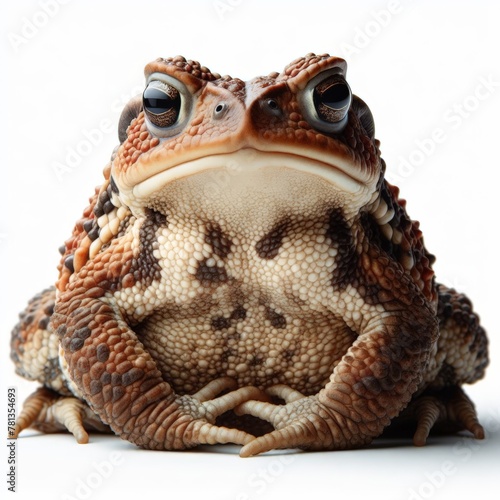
[300,70,352,134]
[143,81,181,128]
[313,77,351,125]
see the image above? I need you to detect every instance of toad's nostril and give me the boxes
[261,98,282,118]
[267,99,278,110]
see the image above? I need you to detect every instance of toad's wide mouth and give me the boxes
[131,148,369,201]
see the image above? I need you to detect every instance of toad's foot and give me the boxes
[12,387,110,444]
[236,385,363,457]
[14,379,268,449]
[166,377,268,449]
[408,386,484,446]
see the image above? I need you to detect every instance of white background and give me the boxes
[2,0,500,499]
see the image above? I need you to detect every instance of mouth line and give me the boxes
[132,148,366,199]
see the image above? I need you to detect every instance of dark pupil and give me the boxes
[143,87,180,115]
[314,83,350,110]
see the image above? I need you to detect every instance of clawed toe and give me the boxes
[236,393,339,457]
[192,421,255,447]
[173,380,271,448]
[446,387,485,439]
[235,400,278,422]
[239,419,325,457]
[413,397,443,446]
[191,377,238,402]
[13,387,95,443]
[411,386,484,446]
[201,385,269,418]
[266,385,306,403]
[234,384,306,422]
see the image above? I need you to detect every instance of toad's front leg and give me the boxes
[53,295,262,449]
[237,242,441,457]
[237,305,438,456]
[52,242,263,450]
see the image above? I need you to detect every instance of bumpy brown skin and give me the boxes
[11,54,488,456]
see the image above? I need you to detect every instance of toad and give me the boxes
[11,53,488,457]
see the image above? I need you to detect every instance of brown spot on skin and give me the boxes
[103,200,114,215]
[43,301,55,316]
[112,386,125,402]
[74,326,92,341]
[211,316,231,330]
[56,324,67,338]
[86,223,100,242]
[221,348,237,363]
[211,306,247,331]
[133,208,167,286]
[90,380,103,395]
[24,314,34,325]
[83,220,93,233]
[205,224,232,259]
[255,221,288,259]
[230,306,247,321]
[250,355,264,366]
[96,344,110,362]
[122,367,145,386]
[110,176,119,193]
[195,260,229,284]
[93,185,117,218]
[326,208,357,287]
[70,338,85,352]
[64,255,75,273]
[265,307,287,329]
[38,316,50,330]
[111,373,122,386]
[66,325,92,352]
[93,194,106,218]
